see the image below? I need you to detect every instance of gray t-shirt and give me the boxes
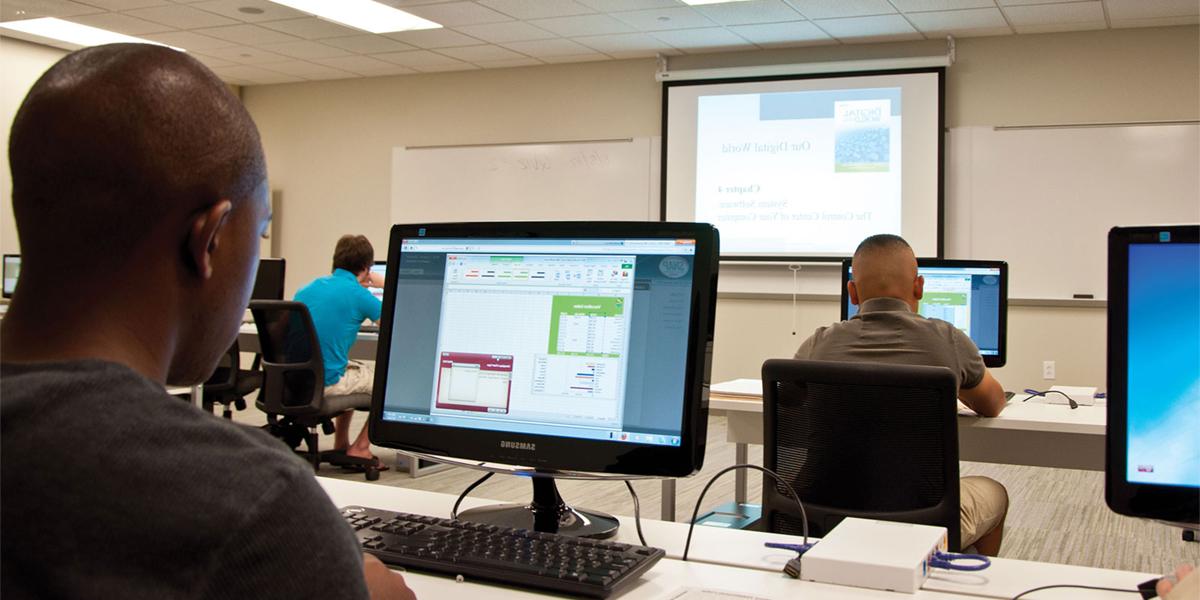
[0,359,368,600]
[794,296,987,389]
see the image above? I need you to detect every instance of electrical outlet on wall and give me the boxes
[1043,361,1056,380]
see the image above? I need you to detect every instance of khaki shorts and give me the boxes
[324,360,374,397]
[960,476,1008,549]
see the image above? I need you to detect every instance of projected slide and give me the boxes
[694,87,901,256]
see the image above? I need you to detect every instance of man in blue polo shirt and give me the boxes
[296,234,385,468]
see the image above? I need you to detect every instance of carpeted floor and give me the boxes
[232,409,1198,575]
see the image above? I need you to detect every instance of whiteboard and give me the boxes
[949,124,1199,300]
[391,137,659,225]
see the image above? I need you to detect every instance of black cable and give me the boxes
[1011,584,1138,599]
[681,464,807,561]
[623,480,648,546]
[1024,389,1078,409]
[451,471,493,519]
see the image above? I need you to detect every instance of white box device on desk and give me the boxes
[800,518,947,594]
[1048,385,1098,406]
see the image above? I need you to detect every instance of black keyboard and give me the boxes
[341,506,664,598]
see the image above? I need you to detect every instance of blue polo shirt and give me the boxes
[294,268,383,386]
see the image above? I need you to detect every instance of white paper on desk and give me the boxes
[666,588,776,600]
[710,379,762,397]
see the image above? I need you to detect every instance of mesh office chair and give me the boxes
[201,340,263,419]
[249,300,380,481]
[761,358,961,550]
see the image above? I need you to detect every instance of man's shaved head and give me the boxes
[848,234,922,309]
[9,43,265,267]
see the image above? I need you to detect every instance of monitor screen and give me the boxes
[251,258,286,300]
[369,222,718,478]
[841,258,1008,367]
[1107,225,1199,524]
[2,254,19,299]
[368,261,386,302]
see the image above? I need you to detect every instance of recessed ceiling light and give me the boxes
[680,0,757,5]
[0,17,183,51]
[266,0,440,34]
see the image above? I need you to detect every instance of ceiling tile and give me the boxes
[384,27,484,48]
[1106,0,1200,20]
[259,39,353,59]
[125,4,240,28]
[727,21,832,45]
[609,7,716,31]
[195,23,301,45]
[650,27,752,52]
[574,32,677,57]
[436,43,525,61]
[313,54,417,75]
[257,17,363,40]
[0,0,103,19]
[472,56,543,68]
[501,37,596,57]
[321,34,417,53]
[527,14,635,36]
[814,14,922,41]
[189,52,237,68]
[76,0,170,9]
[211,64,304,84]
[905,7,1011,35]
[456,20,557,43]
[1110,14,1199,27]
[399,1,514,26]
[1012,20,1107,33]
[202,44,292,64]
[996,0,1092,5]
[540,52,608,63]
[372,49,474,69]
[255,60,353,79]
[785,0,898,19]
[141,30,237,51]
[1003,1,1105,28]
[576,0,677,10]
[889,0,994,11]
[187,0,309,23]
[692,0,804,26]
[476,0,595,19]
[66,11,173,34]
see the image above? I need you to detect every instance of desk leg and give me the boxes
[661,479,676,522]
[734,442,748,505]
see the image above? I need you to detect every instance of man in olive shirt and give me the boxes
[1,44,414,599]
[795,234,1009,555]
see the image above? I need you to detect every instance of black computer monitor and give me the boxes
[2,254,19,299]
[369,222,719,537]
[251,258,286,300]
[841,258,1008,367]
[368,260,386,303]
[1106,225,1199,525]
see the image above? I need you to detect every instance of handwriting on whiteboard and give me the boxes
[487,150,612,173]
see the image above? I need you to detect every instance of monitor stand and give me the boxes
[457,475,619,539]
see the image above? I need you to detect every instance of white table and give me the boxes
[711,380,1106,506]
[238,322,379,360]
[318,477,1154,599]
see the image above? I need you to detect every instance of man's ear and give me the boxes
[186,200,233,279]
[913,274,924,301]
[847,280,860,306]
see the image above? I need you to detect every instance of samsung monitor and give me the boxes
[1106,225,1199,525]
[368,260,386,302]
[368,222,719,537]
[2,254,19,299]
[841,258,1008,367]
[251,258,286,300]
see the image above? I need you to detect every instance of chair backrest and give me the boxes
[203,340,240,394]
[249,300,325,417]
[761,358,961,549]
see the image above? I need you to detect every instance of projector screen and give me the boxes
[663,68,944,261]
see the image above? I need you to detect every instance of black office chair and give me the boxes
[249,300,380,481]
[760,359,961,550]
[201,340,263,419]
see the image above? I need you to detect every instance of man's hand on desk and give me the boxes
[363,553,417,600]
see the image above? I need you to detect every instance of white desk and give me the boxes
[711,380,1107,507]
[238,322,379,361]
[317,477,1154,599]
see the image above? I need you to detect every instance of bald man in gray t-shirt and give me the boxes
[794,234,1009,555]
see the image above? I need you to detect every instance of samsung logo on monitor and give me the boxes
[500,441,535,451]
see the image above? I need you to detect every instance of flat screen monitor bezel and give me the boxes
[250,257,286,301]
[839,257,1008,368]
[2,254,19,299]
[367,221,718,478]
[1106,224,1200,524]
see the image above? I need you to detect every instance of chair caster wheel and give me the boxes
[366,468,380,482]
